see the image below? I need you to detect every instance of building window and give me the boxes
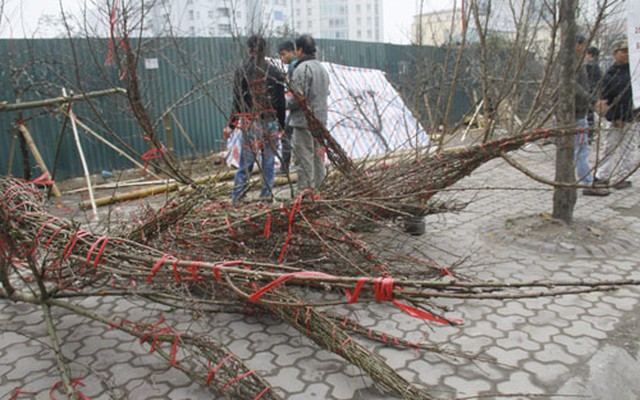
[190,26,196,35]
[307,20,313,28]
[219,24,232,34]
[218,7,230,18]
[188,10,194,20]
[187,0,193,4]
[208,10,214,18]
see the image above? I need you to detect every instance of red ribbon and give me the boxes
[392,300,461,325]
[206,354,233,386]
[248,271,332,302]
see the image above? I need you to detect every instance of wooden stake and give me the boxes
[64,89,99,220]
[16,124,62,197]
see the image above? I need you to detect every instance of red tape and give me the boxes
[392,300,461,325]
[248,271,333,302]
[345,278,367,303]
[148,254,173,283]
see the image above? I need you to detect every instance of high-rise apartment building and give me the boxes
[290,0,382,42]
[146,0,383,42]
[147,0,290,37]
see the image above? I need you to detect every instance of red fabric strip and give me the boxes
[248,271,333,302]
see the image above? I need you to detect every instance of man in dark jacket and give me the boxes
[585,46,602,134]
[594,38,638,189]
[225,35,286,202]
[575,36,609,196]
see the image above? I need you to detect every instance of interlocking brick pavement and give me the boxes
[2,144,640,399]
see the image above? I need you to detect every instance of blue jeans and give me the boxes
[574,118,592,185]
[231,120,279,201]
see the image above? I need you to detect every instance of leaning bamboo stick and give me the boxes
[0,88,126,112]
[65,88,99,221]
[59,108,164,181]
[17,124,62,197]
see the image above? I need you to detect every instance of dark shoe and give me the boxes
[613,180,632,190]
[582,187,611,196]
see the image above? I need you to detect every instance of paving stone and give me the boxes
[462,320,504,339]
[410,359,455,386]
[444,375,493,398]
[552,335,599,357]
[271,343,315,367]
[534,343,578,364]
[522,360,570,385]
[496,330,541,351]
[496,371,542,394]
[456,335,494,354]
[563,320,608,340]
[483,346,530,366]
[267,366,304,393]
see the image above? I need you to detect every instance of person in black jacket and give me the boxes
[225,35,286,202]
[594,38,638,190]
[585,46,602,133]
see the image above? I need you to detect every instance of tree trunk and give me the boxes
[552,0,578,223]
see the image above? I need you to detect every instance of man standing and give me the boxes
[595,38,638,190]
[277,40,298,175]
[225,35,286,202]
[575,35,609,196]
[288,34,330,192]
[585,46,602,133]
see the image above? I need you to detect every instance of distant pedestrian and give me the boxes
[585,45,602,132]
[277,40,298,175]
[225,35,286,202]
[574,35,609,196]
[594,38,638,190]
[288,34,330,192]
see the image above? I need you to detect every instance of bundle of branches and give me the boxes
[0,177,445,398]
[2,176,639,398]
[320,129,561,220]
[127,129,557,277]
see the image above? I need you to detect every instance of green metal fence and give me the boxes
[0,37,470,180]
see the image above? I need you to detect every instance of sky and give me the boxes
[0,0,454,43]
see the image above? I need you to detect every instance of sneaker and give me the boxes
[582,187,611,196]
[613,180,632,190]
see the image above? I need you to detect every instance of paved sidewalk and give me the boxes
[1,143,640,399]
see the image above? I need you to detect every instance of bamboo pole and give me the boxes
[64,89,98,220]
[163,114,174,152]
[7,131,17,176]
[0,88,126,112]
[16,124,62,197]
[80,171,296,209]
[59,108,164,181]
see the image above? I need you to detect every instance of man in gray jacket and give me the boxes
[288,34,330,192]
